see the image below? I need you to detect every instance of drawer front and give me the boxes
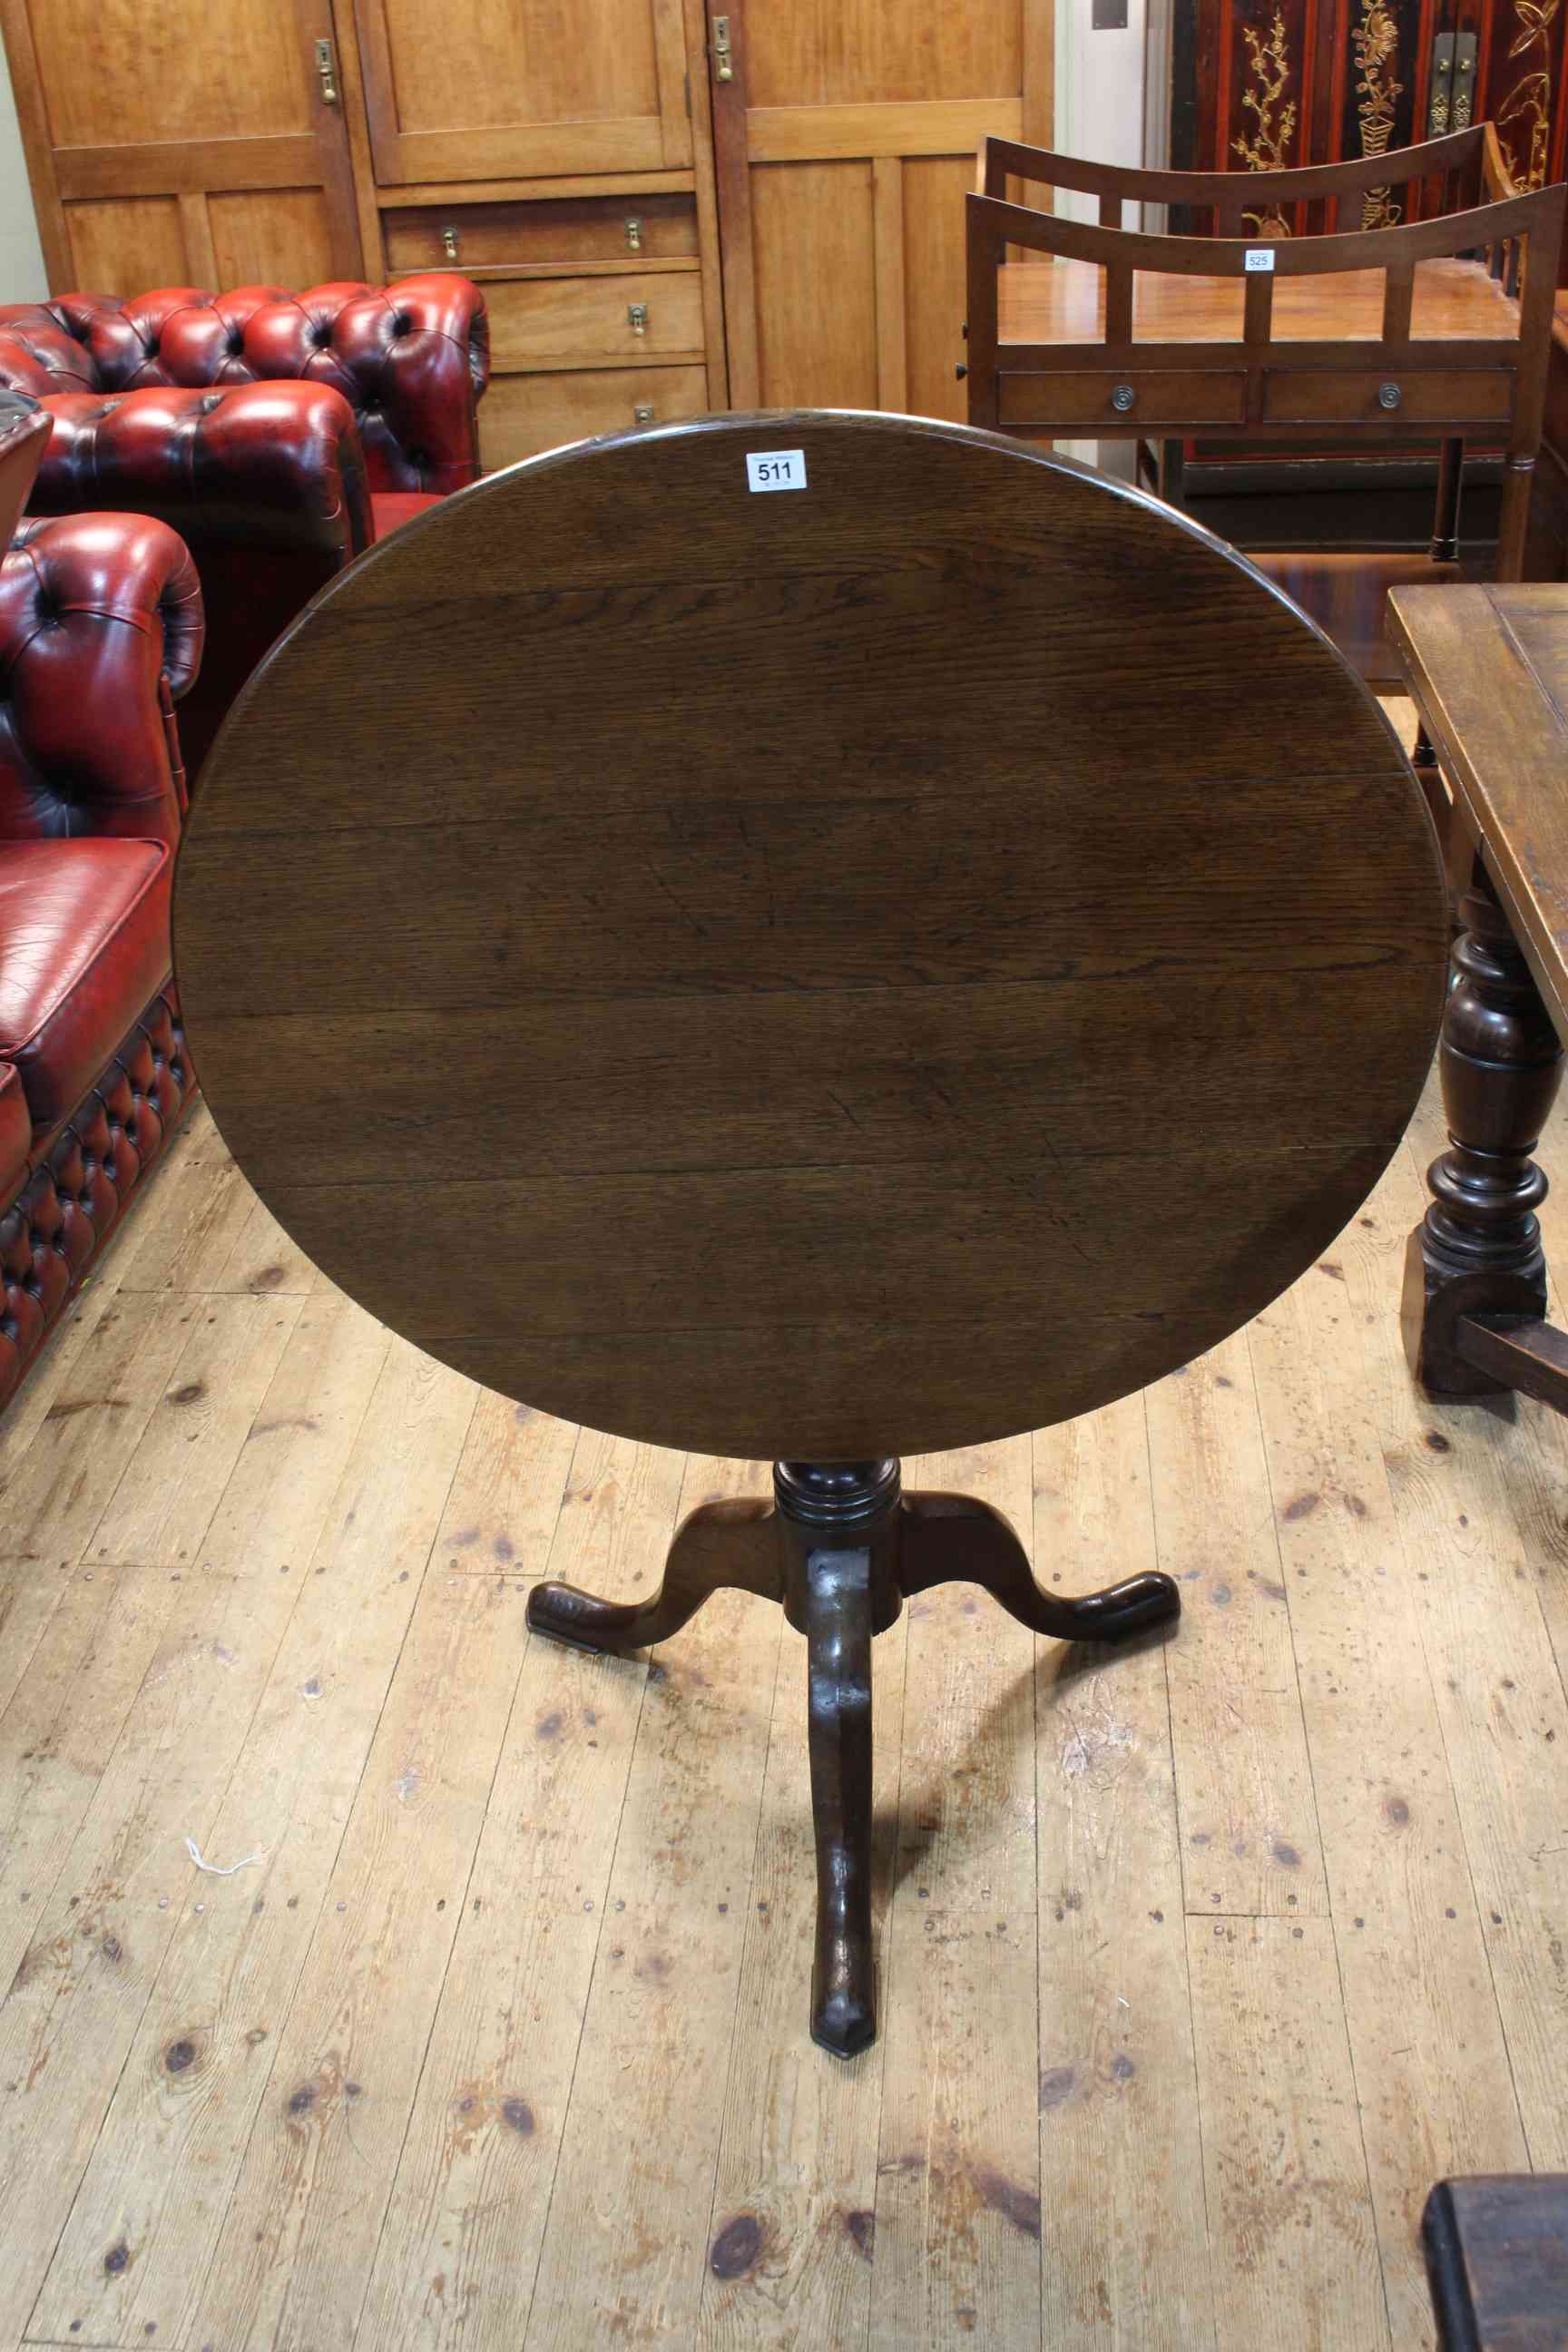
[997,369,1246,428]
[480,366,709,471]
[486,274,705,367]
[1261,368,1514,425]
[386,194,700,272]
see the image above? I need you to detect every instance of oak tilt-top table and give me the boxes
[175,410,1448,2056]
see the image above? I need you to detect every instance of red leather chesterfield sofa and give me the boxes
[0,495,204,1414]
[0,275,487,777]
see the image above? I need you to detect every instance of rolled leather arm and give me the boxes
[0,305,102,397]
[29,378,373,559]
[0,512,203,846]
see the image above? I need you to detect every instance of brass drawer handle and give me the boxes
[1111,382,1136,413]
[625,216,643,251]
[628,303,648,335]
[442,225,459,263]
[1378,381,1402,410]
[633,402,655,425]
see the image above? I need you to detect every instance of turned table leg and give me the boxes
[1404,862,1566,1392]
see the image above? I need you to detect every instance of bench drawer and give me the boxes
[997,369,1247,428]
[1261,368,1514,425]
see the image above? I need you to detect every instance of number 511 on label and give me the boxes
[746,449,808,492]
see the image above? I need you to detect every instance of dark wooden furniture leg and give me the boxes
[1411,438,1465,865]
[1404,861,1567,1393]
[899,1489,1179,1641]
[1409,724,1451,862]
[528,1455,1180,2053]
[1431,436,1465,564]
[773,1461,903,2056]
[523,1494,782,1650]
[1497,457,1537,583]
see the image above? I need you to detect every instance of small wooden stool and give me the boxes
[175,411,1448,2053]
[1424,2176,1568,2349]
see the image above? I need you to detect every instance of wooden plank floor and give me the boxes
[3,1044,1568,2347]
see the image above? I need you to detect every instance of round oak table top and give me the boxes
[174,410,1447,1460]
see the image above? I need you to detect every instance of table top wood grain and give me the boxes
[1388,583,1568,1038]
[175,410,1447,1460]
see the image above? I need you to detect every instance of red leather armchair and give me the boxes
[0,275,488,775]
[0,504,204,1413]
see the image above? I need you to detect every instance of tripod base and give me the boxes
[525,1457,1179,2056]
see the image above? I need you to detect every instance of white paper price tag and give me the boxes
[746,449,808,492]
[1244,247,1276,272]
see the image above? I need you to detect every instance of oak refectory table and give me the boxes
[1393,581,1568,1410]
[174,411,1447,2054]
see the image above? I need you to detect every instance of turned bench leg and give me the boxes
[1431,435,1464,564]
[1496,455,1536,584]
[1404,861,1566,1392]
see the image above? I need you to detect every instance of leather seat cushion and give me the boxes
[0,1059,28,1195]
[0,838,171,1137]
[372,490,445,538]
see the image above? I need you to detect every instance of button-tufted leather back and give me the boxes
[21,379,368,781]
[0,273,490,494]
[32,382,373,555]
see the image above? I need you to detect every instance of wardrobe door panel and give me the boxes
[710,0,1052,409]
[353,0,692,185]
[0,0,362,290]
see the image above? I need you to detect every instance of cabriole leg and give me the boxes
[775,1460,902,2057]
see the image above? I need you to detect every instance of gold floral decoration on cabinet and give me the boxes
[1233,9,1298,235]
[1353,0,1405,226]
[1498,0,1559,191]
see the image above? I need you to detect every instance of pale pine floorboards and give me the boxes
[0,1060,1565,2348]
